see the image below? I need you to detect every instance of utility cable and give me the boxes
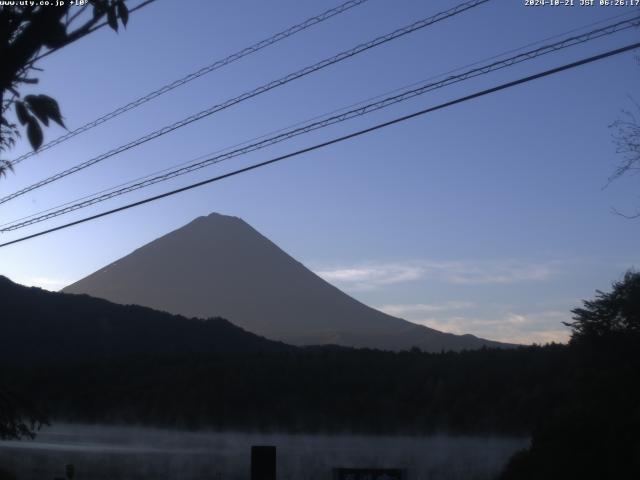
[10,0,369,166]
[0,0,490,205]
[2,15,637,232]
[1,40,638,249]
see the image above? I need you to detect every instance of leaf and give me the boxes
[26,94,66,129]
[107,5,119,32]
[25,95,49,126]
[15,101,30,125]
[92,1,107,18]
[117,0,129,27]
[42,20,67,49]
[44,96,66,129]
[26,118,43,151]
[0,160,15,179]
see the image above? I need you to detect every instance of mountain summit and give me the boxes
[64,213,509,351]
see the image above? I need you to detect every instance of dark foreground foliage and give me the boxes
[499,334,640,479]
[501,272,640,479]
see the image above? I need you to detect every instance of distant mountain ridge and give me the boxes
[64,213,511,352]
[0,275,288,363]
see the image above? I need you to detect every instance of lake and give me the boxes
[0,424,528,480]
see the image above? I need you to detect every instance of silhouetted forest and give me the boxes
[0,275,290,364]
[3,345,567,435]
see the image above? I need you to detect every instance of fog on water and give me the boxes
[0,424,527,480]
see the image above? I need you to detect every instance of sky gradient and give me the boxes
[1,0,639,344]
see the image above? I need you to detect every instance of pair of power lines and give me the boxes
[2,0,489,204]
[1,0,638,247]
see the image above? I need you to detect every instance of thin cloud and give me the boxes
[423,260,555,285]
[315,264,424,291]
[405,310,571,345]
[378,301,476,317]
[314,259,557,290]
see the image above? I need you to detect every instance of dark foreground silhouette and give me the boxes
[500,271,640,479]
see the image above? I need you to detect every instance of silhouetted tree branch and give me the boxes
[610,97,640,185]
[0,0,131,175]
[607,56,640,218]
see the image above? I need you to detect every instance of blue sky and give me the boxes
[1,0,639,343]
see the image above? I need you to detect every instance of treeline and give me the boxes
[4,344,569,435]
[0,275,289,366]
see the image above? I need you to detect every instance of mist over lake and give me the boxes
[0,424,527,480]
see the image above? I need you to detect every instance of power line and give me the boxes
[3,10,638,232]
[10,0,369,167]
[1,40,638,249]
[2,15,637,232]
[0,0,491,206]
[14,7,632,229]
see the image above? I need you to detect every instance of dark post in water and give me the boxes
[251,445,276,480]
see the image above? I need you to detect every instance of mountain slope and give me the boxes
[0,275,289,364]
[63,213,510,351]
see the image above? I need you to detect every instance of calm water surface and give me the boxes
[0,423,528,480]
